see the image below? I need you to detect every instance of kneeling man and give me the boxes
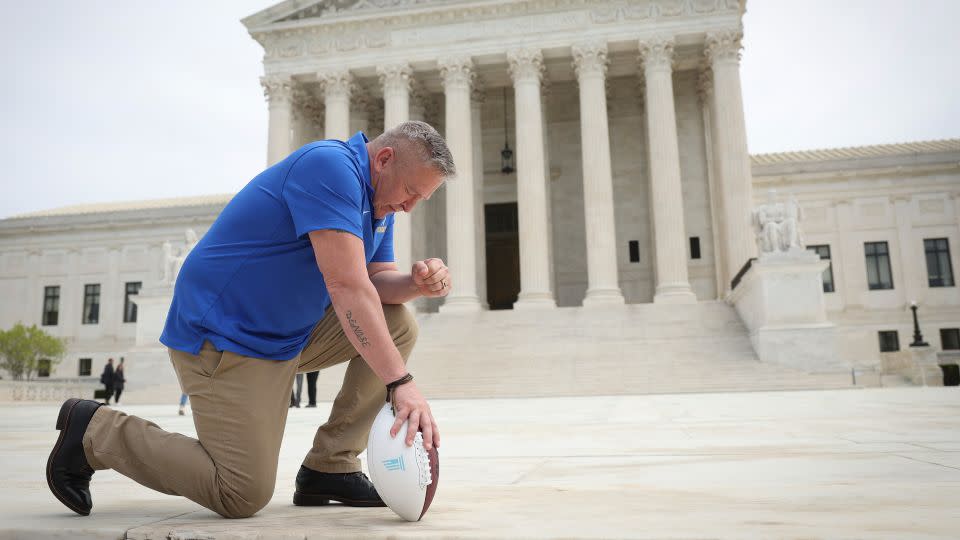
[47,121,452,518]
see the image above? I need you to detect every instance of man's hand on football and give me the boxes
[390,381,440,450]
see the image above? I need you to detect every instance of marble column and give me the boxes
[261,75,294,166]
[439,56,482,311]
[320,70,353,141]
[638,37,697,304]
[507,48,556,308]
[573,42,625,306]
[705,29,757,285]
[698,67,728,298]
[471,82,489,309]
[378,64,414,275]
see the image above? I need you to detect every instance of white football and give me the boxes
[366,403,439,521]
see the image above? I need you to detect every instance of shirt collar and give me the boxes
[345,131,373,198]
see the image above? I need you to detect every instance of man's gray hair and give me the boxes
[373,120,457,180]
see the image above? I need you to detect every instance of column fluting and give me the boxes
[572,41,625,306]
[439,56,481,311]
[705,29,757,284]
[638,37,697,304]
[320,70,353,141]
[261,75,294,166]
[378,63,415,276]
[508,47,556,308]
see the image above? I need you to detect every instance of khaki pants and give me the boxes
[81,304,418,519]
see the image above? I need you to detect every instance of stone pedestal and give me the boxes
[130,285,173,349]
[881,347,945,386]
[728,250,842,372]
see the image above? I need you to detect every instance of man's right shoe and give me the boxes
[46,398,102,516]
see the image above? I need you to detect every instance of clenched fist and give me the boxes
[412,258,450,298]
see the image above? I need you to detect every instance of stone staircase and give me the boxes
[34,301,858,405]
[387,301,855,399]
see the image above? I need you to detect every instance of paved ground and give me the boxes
[1,387,958,539]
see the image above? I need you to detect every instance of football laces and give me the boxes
[413,432,433,489]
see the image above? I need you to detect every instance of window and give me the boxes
[689,237,701,260]
[123,281,142,323]
[82,284,100,324]
[924,238,954,287]
[864,242,894,290]
[942,328,960,351]
[878,330,900,353]
[78,358,92,377]
[37,359,51,378]
[808,245,835,293]
[628,241,640,263]
[42,286,60,326]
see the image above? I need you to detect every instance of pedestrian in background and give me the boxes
[178,393,188,416]
[305,371,319,408]
[290,373,304,408]
[112,360,126,404]
[99,359,114,405]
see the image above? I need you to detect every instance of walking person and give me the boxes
[305,371,319,408]
[47,122,452,519]
[98,359,114,405]
[111,361,126,405]
[178,393,188,416]
[290,373,304,408]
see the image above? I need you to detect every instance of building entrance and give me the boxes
[484,202,520,310]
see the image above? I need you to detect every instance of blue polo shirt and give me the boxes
[160,132,395,360]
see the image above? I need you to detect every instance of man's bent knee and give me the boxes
[216,480,274,519]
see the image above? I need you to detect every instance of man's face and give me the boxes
[370,145,443,219]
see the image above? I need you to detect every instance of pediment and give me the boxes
[243,0,459,28]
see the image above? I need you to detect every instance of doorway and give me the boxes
[484,202,521,310]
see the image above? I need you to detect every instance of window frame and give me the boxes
[123,281,142,323]
[941,328,960,351]
[78,358,92,377]
[864,241,894,290]
[878,330,900,353]
[924,238,955,288]
[42,285,60,326]
[82,283,100,325]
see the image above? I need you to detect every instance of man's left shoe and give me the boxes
[46,398,102,515]
[293,465,386,507]
[305,403,317,408]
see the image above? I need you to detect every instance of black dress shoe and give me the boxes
[293,465,386,507]
[46,398,102,515]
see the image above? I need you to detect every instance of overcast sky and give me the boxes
[1,1,958,219]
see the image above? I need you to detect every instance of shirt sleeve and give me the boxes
[370,214,395,263]
[281,146,364,239]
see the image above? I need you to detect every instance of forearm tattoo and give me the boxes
[344,310,371,347]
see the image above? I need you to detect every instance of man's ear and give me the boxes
[374,146,394,171]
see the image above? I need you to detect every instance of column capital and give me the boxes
[260,75,294,105]
[507,48,545,84]
[471,76,486,104]
[705,28,744,65]
[638,36,675,73]
[318,69,354,99]
[696,64,713,104]
[438,56,475,90]
[350,86,370,111]
[572,41,609,80]
[377,63,413,93]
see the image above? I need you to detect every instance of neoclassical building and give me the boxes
[1,0,958,398]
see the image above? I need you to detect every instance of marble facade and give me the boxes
[0,0,958,388]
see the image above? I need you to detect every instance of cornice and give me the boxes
[248,0,741,65]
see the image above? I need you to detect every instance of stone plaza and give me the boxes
[2,388,959,539]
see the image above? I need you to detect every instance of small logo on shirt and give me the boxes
[376,226,387,233]
[363,210,371,215]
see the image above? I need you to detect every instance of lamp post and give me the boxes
[909,301,929,347]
